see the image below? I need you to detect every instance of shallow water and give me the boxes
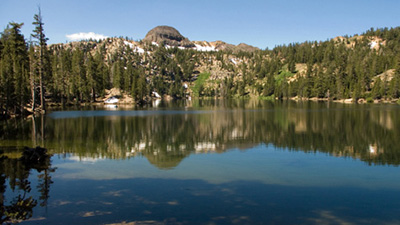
[1,100,400,224]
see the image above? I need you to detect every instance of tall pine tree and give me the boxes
[31,7,49,112]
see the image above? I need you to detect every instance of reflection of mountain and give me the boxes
[144,151,188,170]
[1,100,400,167]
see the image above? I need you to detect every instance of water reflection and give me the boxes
[1,100,400,168]
[1,100,400,224]
[0,147,55,224]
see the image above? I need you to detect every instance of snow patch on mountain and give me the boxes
[369,41,378,49]
[124,41,134,49]
[134,47,145,54]
[124,40,145,54]
[66,32,108,41]
[193,44,217,52]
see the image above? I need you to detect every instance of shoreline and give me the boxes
[289,96,400,104]
[2,96,399,120]
[9,95,398,121]
[45,96,400,107]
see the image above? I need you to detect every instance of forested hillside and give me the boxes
[1,12,400,119]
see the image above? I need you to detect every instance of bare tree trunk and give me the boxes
[30,53,36,112]
[92,88,96,103]
[40,75,44,112]
[41,113,45,146]
[32,7,47,114]
[39,47,45,113]
[31,116,37,146]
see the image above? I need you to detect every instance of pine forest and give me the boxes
[1,11,400,119]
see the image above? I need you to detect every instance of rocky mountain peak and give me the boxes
[142,25,259,52]
[143,25,194,48]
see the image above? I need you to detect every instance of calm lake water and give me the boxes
[1,100,400,225]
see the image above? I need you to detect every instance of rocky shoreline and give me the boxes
[290,96,400,104]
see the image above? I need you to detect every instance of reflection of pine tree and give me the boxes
[4,179,37,223]
[0,148,55,223]
[0,158,37,224]
[37,166,56,207]
[0,159,6,223]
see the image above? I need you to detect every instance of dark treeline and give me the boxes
[260,27,400,101]
[48,40,199,102]
[0,9,49,119]
[2,10,400,119]
[41,29,400,103]
[186,27,400,101]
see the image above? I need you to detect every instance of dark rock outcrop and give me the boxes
[143,26,195,48]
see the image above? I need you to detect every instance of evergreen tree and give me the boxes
[31,7,49,112]
[94,51,108,96]
[50,49,61,101]
[0,22,29,117]
[389,67,400,98]
[61,48,72,103]
[131,68,139,99]
[85,53,97,102]
[335,73,345,100]
[124,62,133,92]
[112,60,123,89]
[263,74,275,96]
[137,71,147,101]
[288,60,296,73]
[313,66,325,98]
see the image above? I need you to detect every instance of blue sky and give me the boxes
[1,0,399,49]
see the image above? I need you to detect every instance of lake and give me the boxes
[1,99,400,224]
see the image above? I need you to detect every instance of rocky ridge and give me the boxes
[57,26,260,59]
[143,25,259,52]
[143,25,195,48]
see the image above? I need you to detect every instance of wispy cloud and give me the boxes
[66,32,108,41]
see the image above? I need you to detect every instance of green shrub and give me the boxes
[259,94,275,101]
[192,72,210,97]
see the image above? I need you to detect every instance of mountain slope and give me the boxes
[45,26,400,104]
[4,25,400,118]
